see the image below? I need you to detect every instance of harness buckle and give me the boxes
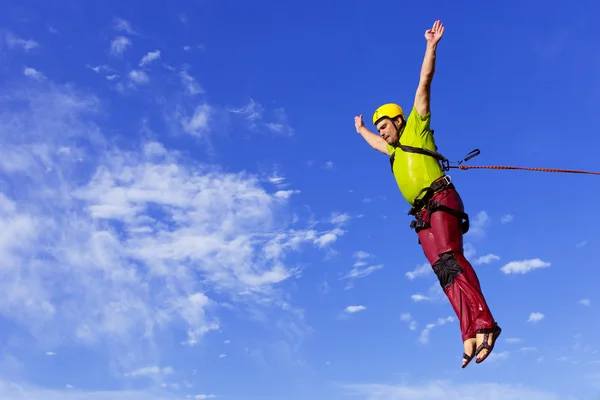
[440,175,452,187]
[410,219,428,232]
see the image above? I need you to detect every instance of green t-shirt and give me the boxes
[387,106,444,205]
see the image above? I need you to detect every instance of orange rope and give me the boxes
[456,165,600,175]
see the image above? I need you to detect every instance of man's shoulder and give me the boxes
[403,105,432,140]
[406,105,431,124]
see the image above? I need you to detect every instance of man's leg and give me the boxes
[426,187,499,361]
[417,228,476,343]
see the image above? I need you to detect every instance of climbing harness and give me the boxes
[390,141,599,236]
[407,174,470,235]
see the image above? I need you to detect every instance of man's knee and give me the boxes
[432,251,464,289]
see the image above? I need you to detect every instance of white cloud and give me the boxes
[112,18,137,35]
[578,298,591,306]
[313,228,344,248]
[406,262,431,280]
[527,312,544,323]
[4,32,39,51]
[265,108,293,135]
[418,316,454,344]
[354,250,370,260]
[400,313,417,331]
[505,337,523,344]
[228,98,264,122]
[345,305,366,313]
[463,242,476,259]
[341,251,383,284]
[129,70,149,84]
[500,214,513,223]
[110,36,131,56]
[180,104,212,137]
[330,212,350,225]
[473,253,500,265]
[500,258,551,274]
[576,240,588,248]
[195,395,217,399]
[274,189,300,200]
[411,294,431,302]
[466,210,488,238]
[0,81,343,373]
[183,44,204,51]
[139,50,161,67]
[0,378,188,399]
[45,351,56,356]
[228,100,293,136]
[180,70,204,95]
[124,365,174,378]
[23,67,46,80]
[342,264,383,280]
[341,380,560,400]
[487,350,510,362]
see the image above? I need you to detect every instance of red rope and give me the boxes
[457,165,600,175]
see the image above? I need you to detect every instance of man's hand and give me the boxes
[354,114,390,155]
[424,20,444,45]
[354,114,366,134]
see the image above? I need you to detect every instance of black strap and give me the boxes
[409,200,470,235]
[397,144,448,163]
[389,135,451,172]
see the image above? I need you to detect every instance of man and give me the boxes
[354,20,501,367]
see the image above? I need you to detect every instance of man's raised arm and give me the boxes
[414,20,445,117]
[354,114,390,156]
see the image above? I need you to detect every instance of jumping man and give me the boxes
[354,20,501,367]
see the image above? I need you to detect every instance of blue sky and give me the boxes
[1,0,599,399]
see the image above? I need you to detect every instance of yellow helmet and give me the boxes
[372,103,405,126]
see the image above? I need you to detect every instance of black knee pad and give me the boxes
[432,251,464,289]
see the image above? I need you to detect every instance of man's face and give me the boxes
[376,117,402,144]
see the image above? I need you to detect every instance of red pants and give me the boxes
[415,186,496,342]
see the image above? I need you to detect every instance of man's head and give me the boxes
[372,103,405,145]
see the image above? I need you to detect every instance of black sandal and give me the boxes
[462,351,474,368]
[474,323,502,364]
[462,338,476,369]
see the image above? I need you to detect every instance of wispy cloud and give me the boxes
[473,253,500,265]
[578,298,591,306]
[4,32,39,51]
[23,67,46,81]
[500,214,513,223]
[527,312,545,323]
[501,258,551,274]
[112,18,137,35]
[109,36,131,56]
[411,294,431,302]
[341,251,383,289]
[466,210,488,238]
[139,50,161,67]
[180,70,203,95]
[344,305,366,314]
[418,316,454,344]
[0,81,344,373]
[341,380,559,400]
[505,337,523,344]
[406,262,431,280]
[129,70,149,84]
[400,313,417,331]
[228,99,294,136]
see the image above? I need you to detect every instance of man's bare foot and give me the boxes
[462,337,476,368]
